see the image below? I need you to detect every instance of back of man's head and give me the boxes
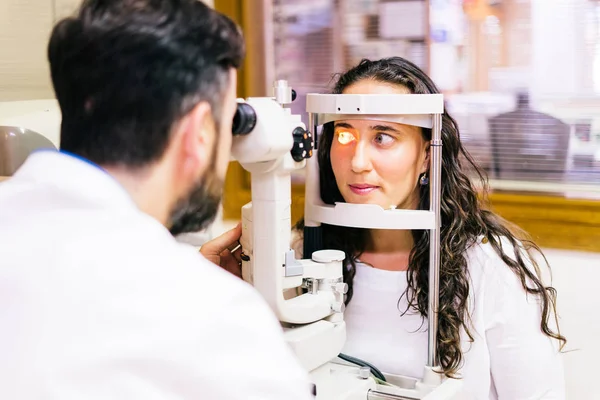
[47,0,245,168]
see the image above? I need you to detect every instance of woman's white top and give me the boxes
[340,237,565,399]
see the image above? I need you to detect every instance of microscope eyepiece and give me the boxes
[232,102,257,136]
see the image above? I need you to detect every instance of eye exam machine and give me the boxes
[231,80,462,400]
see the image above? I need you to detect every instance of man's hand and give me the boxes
[200,223,243,278]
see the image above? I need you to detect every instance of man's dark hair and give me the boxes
[47,0,245,167]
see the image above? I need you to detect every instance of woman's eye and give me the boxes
[336,131,356,145]
[374,133,395,146]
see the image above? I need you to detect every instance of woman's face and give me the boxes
[330,79,430,210]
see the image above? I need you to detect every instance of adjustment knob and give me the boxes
[358,367,371,379]
[334,282,349,295]
[291,127,313,162]
[311,249,345,264]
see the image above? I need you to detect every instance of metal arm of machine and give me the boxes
[230,81,350,375]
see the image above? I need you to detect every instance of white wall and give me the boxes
[0,0,214,102]
[0,0,62,101]
[531,0,596,98]
[544,248,600,400]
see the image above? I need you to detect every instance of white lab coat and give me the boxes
[0,150,314,400]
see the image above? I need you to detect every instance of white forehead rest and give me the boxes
[317,113,433,129]
[306,93,443,129]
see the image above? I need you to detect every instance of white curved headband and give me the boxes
[317,113,433,129]
[305,93,444,129]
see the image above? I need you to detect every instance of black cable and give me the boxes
[337,353,386,382]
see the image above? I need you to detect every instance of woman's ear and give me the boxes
[421,141,431,174]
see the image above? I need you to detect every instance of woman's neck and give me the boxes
[366,229,414,253]
[359,229,414,271]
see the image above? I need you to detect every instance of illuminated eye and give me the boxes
[337,131,356,145]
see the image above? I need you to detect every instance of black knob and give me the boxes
[291,127,313,162]
[232,103,257,136]
[291,89,297,102]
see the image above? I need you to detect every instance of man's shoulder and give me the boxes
[130,237,259,301]
[168,242,252,289]
[145,244,293,352]
[94,235,280,338]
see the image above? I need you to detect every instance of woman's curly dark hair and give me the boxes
[295,57,566,378]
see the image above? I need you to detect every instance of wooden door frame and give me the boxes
[215,0,270,221]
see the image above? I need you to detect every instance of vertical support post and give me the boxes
[303,112,323,257]
[427,113,443,367]
[307,112,315,148]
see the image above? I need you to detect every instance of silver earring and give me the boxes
[419,173,429,186]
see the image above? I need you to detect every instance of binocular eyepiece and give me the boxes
[232,88,297,136]
[232,102,257,136]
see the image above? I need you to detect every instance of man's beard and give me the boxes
[167,136,224,236]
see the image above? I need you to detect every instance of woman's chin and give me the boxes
[342,194,390,208]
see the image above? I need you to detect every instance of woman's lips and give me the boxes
[348,184,379,195]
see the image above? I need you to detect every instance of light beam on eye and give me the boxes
[337,131,356,145]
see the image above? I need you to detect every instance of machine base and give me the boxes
[310,362,377,400]
[311,362,463,400]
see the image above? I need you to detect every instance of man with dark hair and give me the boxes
[0,1,314,399]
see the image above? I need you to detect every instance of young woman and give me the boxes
[294,57,566,399]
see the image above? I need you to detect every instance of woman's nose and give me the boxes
[350,141,373,173]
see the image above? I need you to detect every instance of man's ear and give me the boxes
[176,101,214,176]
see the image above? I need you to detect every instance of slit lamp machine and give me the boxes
[230,80,462,400]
